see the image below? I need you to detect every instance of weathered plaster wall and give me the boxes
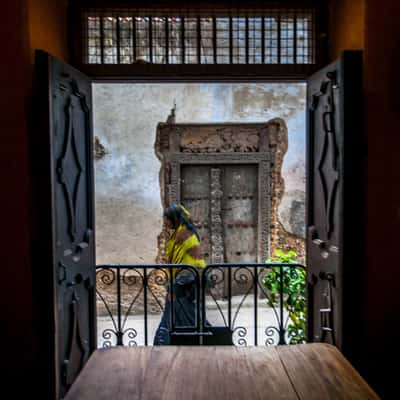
[93,83,306,264]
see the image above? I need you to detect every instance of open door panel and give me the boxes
[34,50,96,399]
[306,50,364,361]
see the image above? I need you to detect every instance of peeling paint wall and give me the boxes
[93,83,306,264]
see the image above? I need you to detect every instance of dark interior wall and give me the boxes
[1,0,35,389]
[28,0,69,63]
[363,1,400,398]
[329,0,400,398]
[328,0,365,59]
[1,0,68,396]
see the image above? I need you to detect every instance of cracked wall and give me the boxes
[93,83,306,265]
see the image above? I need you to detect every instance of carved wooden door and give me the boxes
[181,163,260,296]
[181,165,211,261]
[306,51,363,354]
[36,51,96,398]
[223,165,258,264]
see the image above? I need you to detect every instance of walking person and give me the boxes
[153,203,206,345]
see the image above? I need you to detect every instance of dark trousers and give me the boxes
[153,281,197,345]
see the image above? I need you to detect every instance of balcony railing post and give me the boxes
[201,267,207,333]
[196,270,201,344]
[143,266,148,346]
[228,265,232,330]
[116,267,123,346]
[254,265,258,346]
[169,265,175,333]
[278,265,286,345]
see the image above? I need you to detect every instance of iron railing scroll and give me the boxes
[95,263,306,348]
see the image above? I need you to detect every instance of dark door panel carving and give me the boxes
[36,51,96,398]
[61,286,91,386]
[306,51,363,356]
[307,58,341,347]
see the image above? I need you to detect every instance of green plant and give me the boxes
[263,249,306,344]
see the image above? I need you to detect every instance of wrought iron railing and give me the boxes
[96,263,306,347]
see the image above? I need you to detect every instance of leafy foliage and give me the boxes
[263,249,306,344]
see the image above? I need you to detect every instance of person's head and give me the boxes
[163,203,201,240]
[163,203,189,230]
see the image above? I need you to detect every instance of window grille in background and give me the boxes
[83,9,315,66]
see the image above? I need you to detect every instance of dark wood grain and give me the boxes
[64,344,380,400]
[276,344,380,400]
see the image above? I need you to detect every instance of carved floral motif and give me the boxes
[180,127,260,153]
[210,168,224,263]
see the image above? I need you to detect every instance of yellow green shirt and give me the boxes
[166,224,206,276]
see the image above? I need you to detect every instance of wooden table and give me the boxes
[64,343,379,400]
